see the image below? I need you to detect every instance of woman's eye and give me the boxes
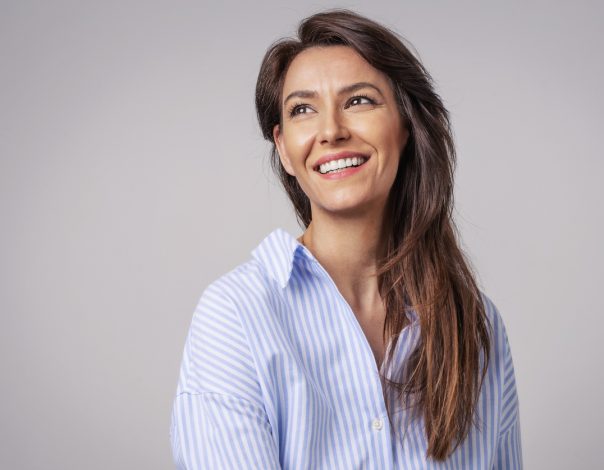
[292,105,310,115]
[288,103,313,117]
[348,95,374,107]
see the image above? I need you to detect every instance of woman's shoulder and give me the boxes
[479,290,514,359]
[178,258,277,403]
[480,291,504,332]
[203,257,279,305]
[191,255,285,337]
[201,227,301,307]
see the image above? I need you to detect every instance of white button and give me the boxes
[372,418,383,430]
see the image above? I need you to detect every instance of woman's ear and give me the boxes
[273,124,296,177]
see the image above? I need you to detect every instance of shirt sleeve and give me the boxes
[491,299,523,470]
[494,419,522,470]
[170,281,281,470]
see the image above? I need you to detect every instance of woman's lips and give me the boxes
[312,152,370,171]
[315,157,369,180]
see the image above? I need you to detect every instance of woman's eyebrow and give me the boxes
[283,82,384,106]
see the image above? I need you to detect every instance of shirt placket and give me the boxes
[309,258,395,469]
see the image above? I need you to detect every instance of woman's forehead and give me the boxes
[282,46,386,92]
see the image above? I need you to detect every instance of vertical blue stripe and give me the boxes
[170,228,522,469]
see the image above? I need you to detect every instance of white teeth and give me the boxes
[318,157,367,174]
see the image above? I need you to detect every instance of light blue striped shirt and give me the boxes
[170,228,522,469]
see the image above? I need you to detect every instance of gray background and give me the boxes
[1,1,602,469]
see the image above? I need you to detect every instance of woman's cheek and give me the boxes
[294,134,316,164]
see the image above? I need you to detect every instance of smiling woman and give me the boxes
[170,8,522,469]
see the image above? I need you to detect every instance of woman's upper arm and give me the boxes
[171,391,280,469]
[170,281,280,469]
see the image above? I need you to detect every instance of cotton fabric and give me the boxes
[170,228,522,469]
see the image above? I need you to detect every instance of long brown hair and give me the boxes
[255,9,491,460]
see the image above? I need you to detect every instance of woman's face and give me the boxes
[273,45,409,219]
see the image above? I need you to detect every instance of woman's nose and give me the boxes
[317,109,350,144]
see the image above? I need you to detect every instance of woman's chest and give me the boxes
[355,310,387,370]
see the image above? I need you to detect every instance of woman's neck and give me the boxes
[298,210,388,314]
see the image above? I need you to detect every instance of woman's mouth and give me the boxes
[316,156,369,174]
[314,156,370,180]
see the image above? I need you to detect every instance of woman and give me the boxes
[170,9,522,469]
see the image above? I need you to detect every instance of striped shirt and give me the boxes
[170,228,522,469]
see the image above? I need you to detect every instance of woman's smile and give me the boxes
[313,150,371,178]
[314,153,371,180]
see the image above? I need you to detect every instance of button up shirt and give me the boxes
[170,228,522,469]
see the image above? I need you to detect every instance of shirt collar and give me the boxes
[250,227,419,324]
[251,228,306,289]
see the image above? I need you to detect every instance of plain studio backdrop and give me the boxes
[1,1,602,468]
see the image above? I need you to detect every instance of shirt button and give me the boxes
[372,418,383,430]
